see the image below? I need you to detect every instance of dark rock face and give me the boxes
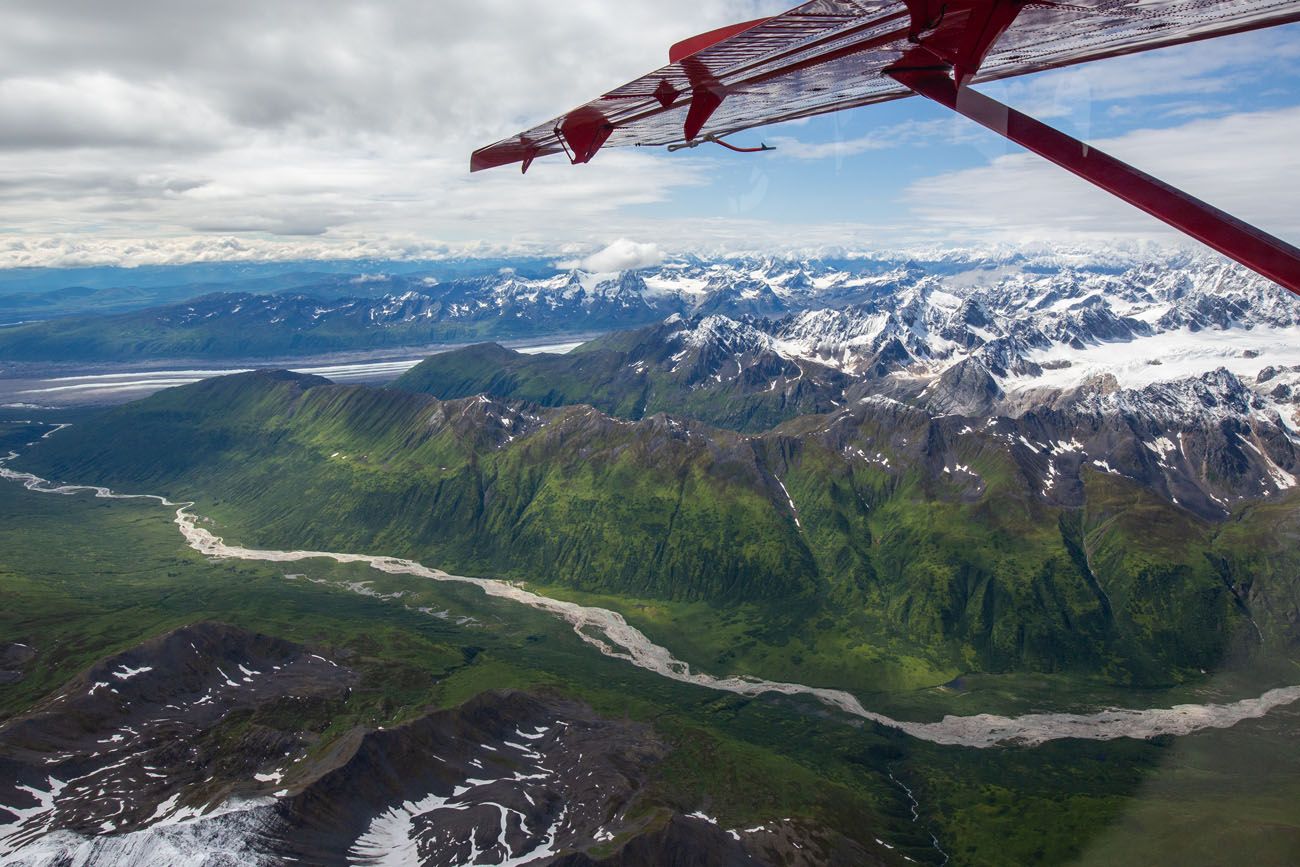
[1045,298,1152,349]
[927,358,1004,416]
[1017,369,1300,518]
[0,643,36,685]
[0,622,357,850]
[552,814,888,867]
[553,814,760,866]
[695,280,788,318]
[0,621,858,866]
[272,690,668,866]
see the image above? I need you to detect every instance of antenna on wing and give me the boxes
[665,135,775,154]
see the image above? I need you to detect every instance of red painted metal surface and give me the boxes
[469,137,561,173]
[669,17,773,63]
[890,69,1300,295]
[556,106,615,165]
[471,0,1300,172]
[684,86,725,142]
[900,0,1026,86]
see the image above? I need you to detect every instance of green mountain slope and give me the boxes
[22,371,817,604]
[19,370,1300,695]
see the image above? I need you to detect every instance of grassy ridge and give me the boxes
[19,372,819,603]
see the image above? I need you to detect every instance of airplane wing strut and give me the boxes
[890,67,1300,294]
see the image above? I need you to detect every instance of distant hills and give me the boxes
[0,257,553,322]
[4,247,1296,363]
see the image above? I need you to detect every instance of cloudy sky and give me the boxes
[1,1,1298,267]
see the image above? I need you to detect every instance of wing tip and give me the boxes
[470,143,532,174]
[668,17,773,64]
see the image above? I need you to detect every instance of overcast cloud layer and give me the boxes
[1,2,1297,267]
[0,0,787,265]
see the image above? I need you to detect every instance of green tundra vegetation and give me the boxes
[4,419,1300,866]
[15,369,1300,709]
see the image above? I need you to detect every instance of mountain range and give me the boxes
[6,248,1300,865]
[3,249,1296,364]
[11,251,1299,686]
[20,362,1300,694]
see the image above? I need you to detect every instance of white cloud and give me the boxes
[766,119,977,160]
[902,106,1300,245]
[0,73,234,151]
[988,28,1300,122]
[0,0,786,260]
[557,238,664,272]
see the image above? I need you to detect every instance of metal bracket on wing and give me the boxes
[680,55,728,144]
[520,143,540,175]
[899,0,1028,86]
[554,106,616,165]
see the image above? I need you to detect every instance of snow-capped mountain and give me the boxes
[639,257,1299,518]
[18,244,1295,427]
[25,245,1291,369]
[390,249,1298,519]
[9,249,1300,507]
[638,253,1299,425]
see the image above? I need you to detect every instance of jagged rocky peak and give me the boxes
[1256,365,1300,407]
[611,249,1298,415]
[1071,368,1265,425]
[971,334,1044,378]
[926,357,1005,416]
[426,394,547,447]
[956,296,995,328]
[775,306,892,359]
[990,366,1300,517]
[1041,297,1153,349]
[672,314,774,355]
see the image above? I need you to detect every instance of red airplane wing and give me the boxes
[471,0,1300,293]
[471,0,1300,172]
